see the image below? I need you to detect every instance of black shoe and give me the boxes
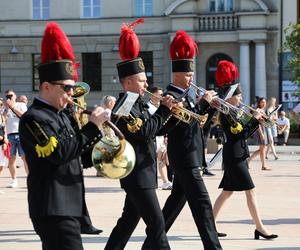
[254,229,278,240]
[202,169,215,176]
[217,232,227,237]
[81,225,103,234]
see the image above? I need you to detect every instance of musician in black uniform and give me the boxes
[142,30,222,250]
[64,104,103,235]
[212,60,278,240]
[19,22,109,250]
[104,19,177,250]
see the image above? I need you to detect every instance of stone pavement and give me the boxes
[0,145,299,250]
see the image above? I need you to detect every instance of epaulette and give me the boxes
[25,120,58,158]
[225,114,244,134]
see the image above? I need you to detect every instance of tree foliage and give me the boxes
[284,22,300,97]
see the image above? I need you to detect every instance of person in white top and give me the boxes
[265,97,279,159]
[3,90,28,188]
[277,110,290,145]
[147,86,173,190]
[0,98,8,194]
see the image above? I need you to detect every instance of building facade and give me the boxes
[0,0,299,106]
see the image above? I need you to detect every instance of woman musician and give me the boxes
[212,60,278,240]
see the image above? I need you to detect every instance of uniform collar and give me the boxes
[33,97,60,113]
[169,84,186,93]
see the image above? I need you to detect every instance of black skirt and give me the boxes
[219,160,255,191]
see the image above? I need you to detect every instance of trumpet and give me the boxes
[144,90,208,127]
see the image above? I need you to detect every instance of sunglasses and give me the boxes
[50,82,76,92]
[5,94,13,100]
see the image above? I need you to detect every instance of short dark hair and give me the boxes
[148,86,163,94]
[5,89,14,94]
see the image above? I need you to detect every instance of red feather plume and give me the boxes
[118,18,144,61]
[41,22,78,81]
[215,60,239,87]
[170,30,198,60]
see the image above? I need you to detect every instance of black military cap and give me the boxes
[117,57,145,79]
[38,60,74,84]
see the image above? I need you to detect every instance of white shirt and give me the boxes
[146,101,166,151]
[147,101,159,116]
[6,102,27,134]
[277,116,290,131]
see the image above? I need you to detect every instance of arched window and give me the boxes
[206,53,232,90]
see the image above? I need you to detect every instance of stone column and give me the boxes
[239,42,250,104]
[255,41,267,98]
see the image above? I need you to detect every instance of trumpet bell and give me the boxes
[92,136,136,179]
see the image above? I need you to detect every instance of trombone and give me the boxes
[144,89,208,127]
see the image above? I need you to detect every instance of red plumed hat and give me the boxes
[117,18,145,79]
[38,22,78,84]
[170,30,198,72]
[215,60,239,87]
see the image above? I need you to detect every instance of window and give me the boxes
[282,52,295,81]
[82,0,101,18]
[32,0,49,19]
[139,51,153,86]
[209,0,233,12]
[32,54,41,91]
[82,53,102,91]
[134,0,153,16]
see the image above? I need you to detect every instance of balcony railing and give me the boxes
[198,14,239,31]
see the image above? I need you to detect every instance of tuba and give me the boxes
[69,83,136,179]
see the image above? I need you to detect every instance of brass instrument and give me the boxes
[68,89,136,179]
[239,102,278,128]
[190,82,244,123]
[190,83,280,128]
[72,82,90,127]
[145,90,208,127]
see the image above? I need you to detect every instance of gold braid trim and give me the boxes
[35,136,58,158]
[230,122,243,134]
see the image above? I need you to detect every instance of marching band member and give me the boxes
[105,19,177,250]
[212,60,278,240]
[19,22,109,250]
[143,30,222,250]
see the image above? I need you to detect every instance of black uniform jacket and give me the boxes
[220,113,259,164]
[158,84,213,169]
[19,98,102,218]
[112,94,172,190]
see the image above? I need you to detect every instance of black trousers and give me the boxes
[105,188,170,250]
[31,216,83,250]
[142,167,222,250]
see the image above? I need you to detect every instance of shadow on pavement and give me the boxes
[218,218,300,225]
[85,187,123,193]
[0,229,35,236]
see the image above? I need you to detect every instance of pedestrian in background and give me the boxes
[265,97,279,159]
[3,89,28,188]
